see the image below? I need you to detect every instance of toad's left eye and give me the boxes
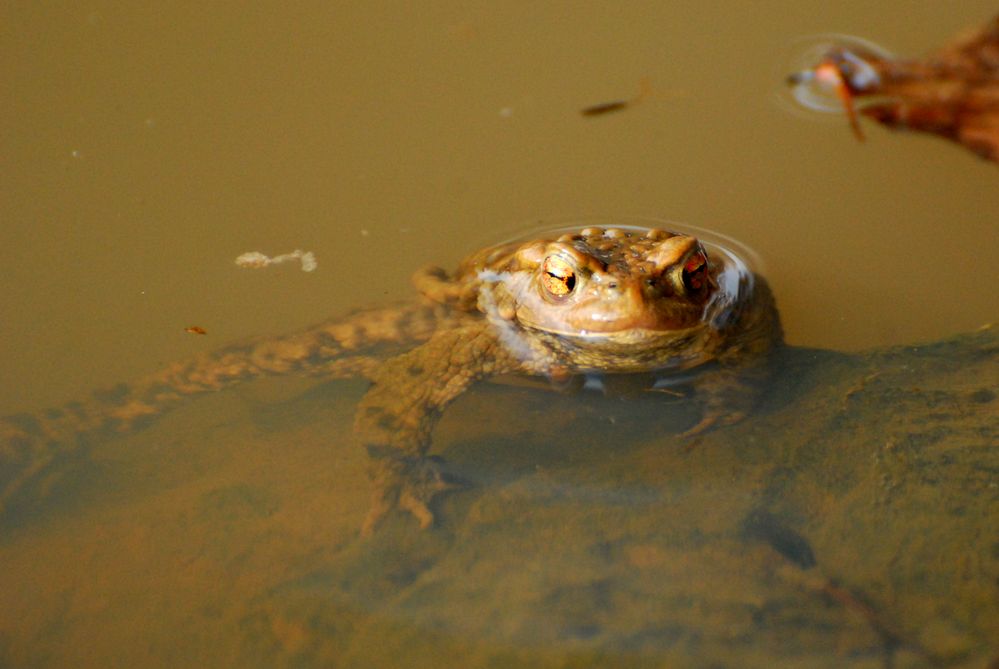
[681,252,708,293]
[541,256,576,298]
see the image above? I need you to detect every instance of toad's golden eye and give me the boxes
[541,256,576,297]
[681,251,708,294]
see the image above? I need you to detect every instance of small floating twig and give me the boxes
[581,77,655,117]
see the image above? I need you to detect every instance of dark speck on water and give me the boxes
[580,99,632,117]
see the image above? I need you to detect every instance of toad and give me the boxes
[1,224,780,534]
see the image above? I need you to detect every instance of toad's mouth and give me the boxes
[522,319,703,341]
[518,296,709,336]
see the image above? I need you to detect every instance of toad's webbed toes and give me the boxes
[679,408,748,439]
[361,455,463,536]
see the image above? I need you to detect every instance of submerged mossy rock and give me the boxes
[0,327,995,668]
[235,326,997,669]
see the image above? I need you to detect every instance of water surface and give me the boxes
[1,3,997,667]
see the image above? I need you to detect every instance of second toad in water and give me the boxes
[1,224,780,534]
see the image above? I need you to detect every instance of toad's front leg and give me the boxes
[354,325,518,535]
[682,281,781,437]
[680,358,772,437]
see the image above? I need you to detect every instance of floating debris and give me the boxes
[581,78,654,117]
[787,15,999,162]
[184,326,207,335]
[235,249,317,272]
[787,51,869,141]
[581,99,631,117]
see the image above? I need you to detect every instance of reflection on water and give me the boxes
[2,2,998,668]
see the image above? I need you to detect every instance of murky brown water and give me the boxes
[2,3,997,668]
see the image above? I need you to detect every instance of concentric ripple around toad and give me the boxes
[1,224,781,534]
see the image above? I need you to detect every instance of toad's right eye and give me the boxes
[541,256,576,298]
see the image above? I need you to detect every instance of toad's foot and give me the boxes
[679,408,747,439]
[361,456,463,537]
[679,340,776,439]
